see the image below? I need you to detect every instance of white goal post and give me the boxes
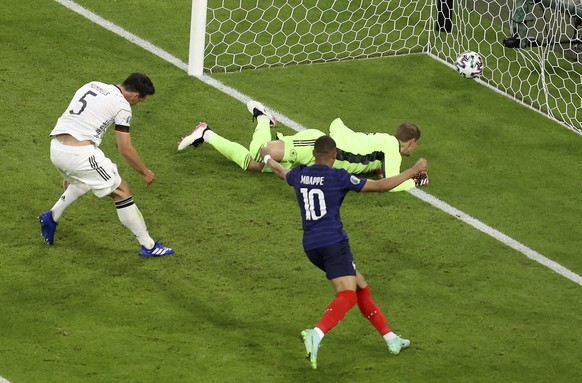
[188,0,582,135]
[188,0,207,77]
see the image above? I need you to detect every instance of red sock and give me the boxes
[316,290,357,333]
[357,286,391,336]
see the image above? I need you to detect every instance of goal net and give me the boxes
[189,0,582,134]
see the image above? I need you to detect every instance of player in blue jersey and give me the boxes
[260,136,427,369]
[38,73,173,256]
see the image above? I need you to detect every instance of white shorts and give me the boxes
[50,138,122,198]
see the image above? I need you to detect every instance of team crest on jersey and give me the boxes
[350,175,361,185]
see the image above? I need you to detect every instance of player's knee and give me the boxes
[111,180,131,200]
[248,143,263,159]
[247,160,264,172]
[338,290,358,307]
[355,271,368,289]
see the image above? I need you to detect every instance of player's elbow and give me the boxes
[276,169,288,180]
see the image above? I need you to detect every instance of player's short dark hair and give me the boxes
[314,135,337,157]
[395,122,421,142]
[122,73,155,97]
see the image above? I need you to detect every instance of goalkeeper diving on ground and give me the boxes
[177,100,429,190]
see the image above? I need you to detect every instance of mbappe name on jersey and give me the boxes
[300,175,324,185]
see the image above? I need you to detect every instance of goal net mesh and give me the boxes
[200,0,582,134]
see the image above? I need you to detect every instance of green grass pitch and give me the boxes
[0,1,581,382]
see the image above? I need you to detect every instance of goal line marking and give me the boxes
[54,0,582,287]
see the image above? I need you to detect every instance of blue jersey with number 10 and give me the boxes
[286,164,367,251]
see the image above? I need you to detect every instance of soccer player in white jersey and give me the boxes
[38,73,174,256]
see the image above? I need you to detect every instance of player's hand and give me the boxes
[413,171,429,187]
[413,158,427,173]
[142,169,155,187]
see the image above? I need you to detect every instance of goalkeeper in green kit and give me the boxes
[178,100,429,190]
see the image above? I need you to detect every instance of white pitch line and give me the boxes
[54,0,582,287]
[408,189,582,286]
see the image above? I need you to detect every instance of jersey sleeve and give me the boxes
[382,156,415,191]
[286,165,303,187]
[381,139,415,192]
[114,107,132,132]
[115,125,130,133]
[339,169,366,192]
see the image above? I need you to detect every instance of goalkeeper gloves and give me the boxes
[413,171,429,187]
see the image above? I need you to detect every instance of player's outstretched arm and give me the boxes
[260,147,289,180]
[116,131,155,186]
[362,158,427,193]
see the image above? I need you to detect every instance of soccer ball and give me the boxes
[454,51,484,78]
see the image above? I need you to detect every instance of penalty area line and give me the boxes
[55,0,582,287]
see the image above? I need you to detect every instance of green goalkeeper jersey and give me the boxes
[329,118,415,192]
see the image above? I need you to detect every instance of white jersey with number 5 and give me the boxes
[50,81,132,147]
